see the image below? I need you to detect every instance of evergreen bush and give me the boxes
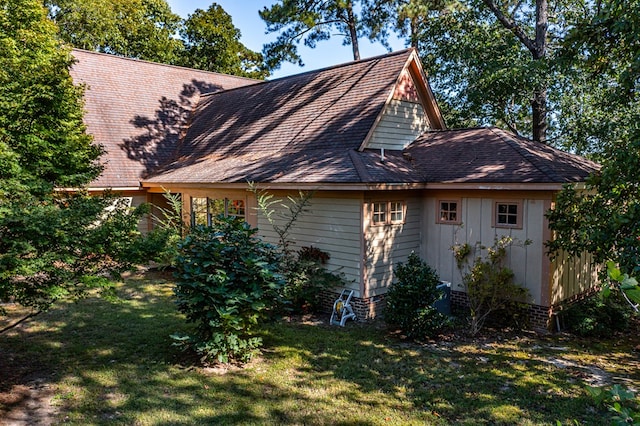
[384,252,449,339]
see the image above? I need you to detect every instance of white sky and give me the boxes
[166,0,406,79]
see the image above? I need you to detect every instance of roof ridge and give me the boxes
[424,126,493,133]
[265,48,415,84]
[488,127,565,182]
[198,48,414,99]
[348,149,373,182]
[71,48,260,82]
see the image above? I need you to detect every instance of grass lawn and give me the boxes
[1,270,639,425]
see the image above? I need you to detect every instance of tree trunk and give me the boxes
[345,1,360,60]
[410,16,419,49]
[532,0,548,143]
[483,0,549,143]
[532,88,547,143]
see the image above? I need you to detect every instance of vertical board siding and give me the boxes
[365,197,422,297]
[257,196,363,295]
[551,250,600,304]
[422,196,547,305]
[367,100,430,150]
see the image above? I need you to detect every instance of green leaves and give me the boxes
[179,3,267,78]
[172,217,285,364]
[454,237,530,335]
[606,261,640,312]
[47,0,183,64]
[384,252,450,339]
[0,0,152,322]
[46,0,268,78]
[588,384,640,426]
[259,0,363,70]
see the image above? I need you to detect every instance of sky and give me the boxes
[166,0,406,79]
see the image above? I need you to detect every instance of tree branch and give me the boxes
[482,0,537,54]
[0,311,41,334]
[284,18,345,44]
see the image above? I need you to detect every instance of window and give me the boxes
[371,201,405,225]
[390,201,404,223]
[372,202,387,225]
[191,197,209,226]
[494,201,522,228]
[191,197,246,226]
[227,199,246,217]
[437,200,460,224]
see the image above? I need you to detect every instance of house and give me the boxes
[70,48,599,329]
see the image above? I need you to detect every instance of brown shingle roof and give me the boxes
[405,127,599,184]
[146,49,417,184]
[70,49,257,188]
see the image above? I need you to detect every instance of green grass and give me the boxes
[1,270,639,425]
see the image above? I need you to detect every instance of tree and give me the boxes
[0,0,148,331]
[409,0,584,142]
[479,0,549,143]
[547,0,640,277]
[259,0,363,70]
[48,0,269,78]
[46,0,184,64]
[361,0,447,49]
[179,3,268,79]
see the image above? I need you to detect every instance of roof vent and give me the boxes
[380,148,385,163]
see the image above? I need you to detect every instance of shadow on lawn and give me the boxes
[259,322,625,426]
[1,272,636,425]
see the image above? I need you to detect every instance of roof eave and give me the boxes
[141,180,573,192]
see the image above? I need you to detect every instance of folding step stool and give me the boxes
[330,289,357,326]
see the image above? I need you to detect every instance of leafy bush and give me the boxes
[281,246,344,314]
[172,216,284,363]
[562,293,632,337]
[453,237,530,335]
[384,252,449,339]
[588,384,640,425]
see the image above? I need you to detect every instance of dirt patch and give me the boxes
[0,378,57,426]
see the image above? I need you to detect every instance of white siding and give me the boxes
[367,100,430,150]
[257,195,363,295]
[422,195,548,305]
[364,196,422,297]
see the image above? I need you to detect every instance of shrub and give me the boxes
[562,293,632,337]
[172,216,284,363]
[281,246,344,314]
[384,252,449,339]
[588,384,640,425]
[453,236,530,335]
